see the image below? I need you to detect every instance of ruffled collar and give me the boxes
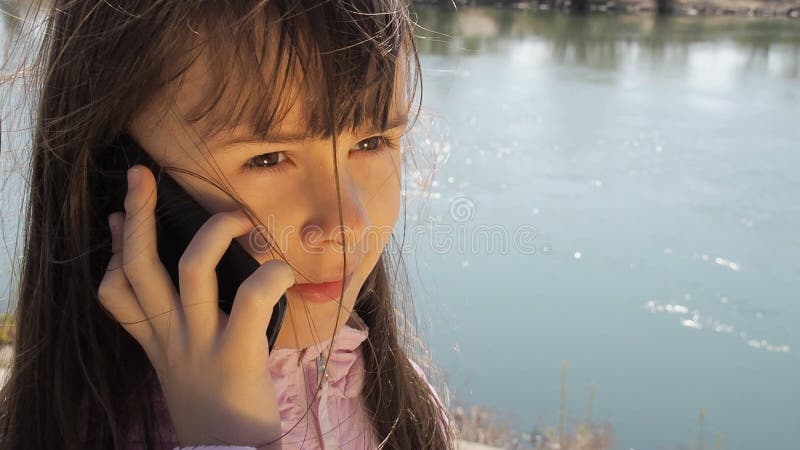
[267,310,369,397]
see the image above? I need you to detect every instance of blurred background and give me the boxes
[2,1,799,450]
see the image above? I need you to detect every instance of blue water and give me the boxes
[2,5,799,450]
[403,9,800,450]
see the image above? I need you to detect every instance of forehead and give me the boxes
[166,24,411,147]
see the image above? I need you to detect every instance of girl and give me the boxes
[0,1,456,449]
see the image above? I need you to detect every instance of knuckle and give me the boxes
[177,252,201,280]
[97,283,112,304]
[97,282,122,309]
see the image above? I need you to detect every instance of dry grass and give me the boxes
[0,313,16,346]
[451,403,613,450]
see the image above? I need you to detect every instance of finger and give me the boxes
[222,259,294,356]
[178,209,256,345]
[98,211,156,348]
[121,165,182,334]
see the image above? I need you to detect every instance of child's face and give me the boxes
[127,52,406,349]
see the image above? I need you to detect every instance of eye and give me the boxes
[241,135,398,174]
[243,151,288,172]
[349,136,397,154]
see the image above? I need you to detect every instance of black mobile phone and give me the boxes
[96,132,287,352]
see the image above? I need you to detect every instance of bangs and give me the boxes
[161,0,421,145]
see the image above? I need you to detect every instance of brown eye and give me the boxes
[244,152,287,171]
[351,136,385,152]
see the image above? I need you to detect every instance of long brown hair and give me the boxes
[0,1,456,448]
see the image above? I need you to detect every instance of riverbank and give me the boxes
[414,0,800,18]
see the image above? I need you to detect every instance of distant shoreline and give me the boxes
[413,0,800,19]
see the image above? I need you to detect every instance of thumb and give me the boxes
[223,259,294,355]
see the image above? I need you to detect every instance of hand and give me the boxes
[97,165,291,449]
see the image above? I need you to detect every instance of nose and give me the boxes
[298,165,369,269]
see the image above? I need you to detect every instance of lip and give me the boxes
[287,272,354,303]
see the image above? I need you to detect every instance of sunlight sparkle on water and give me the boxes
[645,300,790,353]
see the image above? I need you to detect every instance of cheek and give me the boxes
[163,155,296,262]
[181,171,294,262]
[360,152,402,230]
[357,153,402,260]
[231,189,299,263]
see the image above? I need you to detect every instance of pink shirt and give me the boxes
[127,310,435,449]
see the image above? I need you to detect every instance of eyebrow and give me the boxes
[211,116,409,148]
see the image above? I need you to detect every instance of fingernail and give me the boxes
[127,167,140,190]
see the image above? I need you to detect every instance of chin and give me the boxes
[272,271,368,349]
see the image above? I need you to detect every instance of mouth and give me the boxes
[287,272,355,303]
